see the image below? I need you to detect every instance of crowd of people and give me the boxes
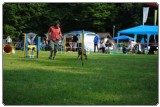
[93,35,150,54]
[93,34,116,54]
[3,20,158,60]
[65,34,79,52]
[3,31,151,56]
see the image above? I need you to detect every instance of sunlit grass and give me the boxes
[3,50,158,105]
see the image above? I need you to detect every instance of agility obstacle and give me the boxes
[23,34,41,58]
[81,30,85,66]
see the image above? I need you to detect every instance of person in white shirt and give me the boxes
[123,40,136,54]
[100,40,106,53]
[105,40,115,53]
[127,40,136,50]
[6,36,12,44]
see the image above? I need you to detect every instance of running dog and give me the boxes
[77,48,87,60]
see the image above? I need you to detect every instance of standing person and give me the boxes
[100,40,106,53]
[93,33,100,53]
[72,34,78,51]
[6,36,12,44]
[69,36,73,51]
[77,34,81,50]
[48,21,62,60]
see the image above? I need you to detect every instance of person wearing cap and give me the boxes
[48,21,62,60]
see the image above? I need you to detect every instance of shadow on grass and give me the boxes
[3,66,158,105]
[3,52,158,105]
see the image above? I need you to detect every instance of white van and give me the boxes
[63,30,100,51]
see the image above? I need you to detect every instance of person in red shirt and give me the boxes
[48,21,62,60]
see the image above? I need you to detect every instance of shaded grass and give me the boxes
[3,51,158,105]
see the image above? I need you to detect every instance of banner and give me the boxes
[154,10,157,43]
[154,10,157,25]
[143,7,149,25]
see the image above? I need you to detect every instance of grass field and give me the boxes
[3,50,158,105]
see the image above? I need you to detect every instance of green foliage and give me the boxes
[4,3,153,41]
[114,3,144,30]
[3,24,18,40]
[3,51,158,105]
[4,24,16,35]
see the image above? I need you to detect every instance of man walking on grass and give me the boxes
[48,21,62,60]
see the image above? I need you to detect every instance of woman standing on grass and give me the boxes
[48,21,62,60]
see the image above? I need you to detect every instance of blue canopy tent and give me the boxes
[112,35,134,41]
[117,25,158,50]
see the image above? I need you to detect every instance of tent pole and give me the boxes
[147,34,151,51]
[134,34,137,42]
[116,33,120,48]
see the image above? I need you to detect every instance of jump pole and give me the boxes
[82,30,84,66]
[64,37,66,54]
[23,34,26,57]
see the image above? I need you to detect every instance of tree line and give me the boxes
[3,3,156,41]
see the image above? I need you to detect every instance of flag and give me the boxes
[143,7,149,25]
[154,10,157,25]
[154,10,157,43]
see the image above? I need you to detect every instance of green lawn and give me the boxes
[3,51,158,105]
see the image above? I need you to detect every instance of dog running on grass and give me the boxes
[76,48,87,60]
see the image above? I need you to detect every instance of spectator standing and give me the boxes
[72,34,78,51]
[93,33,100,53]
[100,40,106,53]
